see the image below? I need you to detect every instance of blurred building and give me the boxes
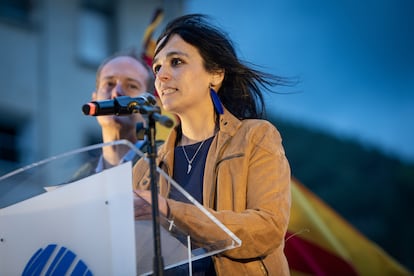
[0,0,183,175]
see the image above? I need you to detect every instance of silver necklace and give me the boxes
[181,140,206,174]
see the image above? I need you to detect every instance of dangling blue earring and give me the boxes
[210,87,224,114]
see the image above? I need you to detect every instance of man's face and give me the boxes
[94,56,150,130]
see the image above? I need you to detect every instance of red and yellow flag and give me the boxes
[286,179,411,275]
[141,8,177,141]
[142,8,163,79]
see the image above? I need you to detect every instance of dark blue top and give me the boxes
[166,136,216,276]
[170,136,214,203]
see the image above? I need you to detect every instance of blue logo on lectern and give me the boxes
[22,244,92,275]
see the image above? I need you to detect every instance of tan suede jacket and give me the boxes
[133,109,291,275]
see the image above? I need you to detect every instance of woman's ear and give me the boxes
[211,69,225,88]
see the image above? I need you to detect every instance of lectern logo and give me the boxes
[22,244,92,275]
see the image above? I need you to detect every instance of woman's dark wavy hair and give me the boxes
[154,13,289,119]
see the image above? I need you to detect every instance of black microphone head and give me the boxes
[82,104,92,115]
[82,103,98,116]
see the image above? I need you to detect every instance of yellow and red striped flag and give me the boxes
[141,8,177,140]
[286,178,412,275]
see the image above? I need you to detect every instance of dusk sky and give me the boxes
[186,0,414,162]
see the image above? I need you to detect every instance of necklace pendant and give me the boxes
[187,163,192,174]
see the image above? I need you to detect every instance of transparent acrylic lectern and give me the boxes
[0,140,241,275]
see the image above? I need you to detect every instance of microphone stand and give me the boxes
[86,96,173,275]
[82,96,173,275]
[137,105,173,276]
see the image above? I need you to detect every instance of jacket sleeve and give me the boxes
[218,128,291,259]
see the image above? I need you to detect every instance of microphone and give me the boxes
[82,93,157,116]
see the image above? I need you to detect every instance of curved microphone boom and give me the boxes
[82,93,157,116]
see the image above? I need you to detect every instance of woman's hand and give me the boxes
[133,189,169,220]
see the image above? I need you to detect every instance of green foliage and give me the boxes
[269,115,414,271]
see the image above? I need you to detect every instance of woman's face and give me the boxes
[152,34,220,116]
